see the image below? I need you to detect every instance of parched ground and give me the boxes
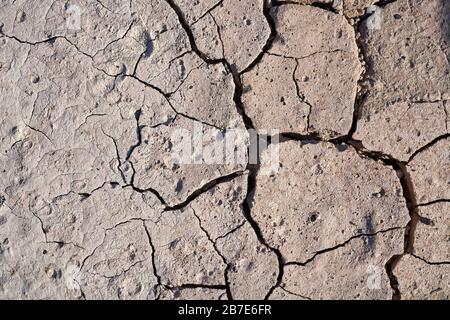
[0,0,448,300]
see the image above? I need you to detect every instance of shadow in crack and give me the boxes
[142,31,154,59]
[439,0,450,58]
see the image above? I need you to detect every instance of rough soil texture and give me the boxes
[0,0,448,300]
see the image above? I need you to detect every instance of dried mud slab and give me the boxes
[0,0,134,54]
[0,211,84,299]
[0,0,147,75]
[0,40,124,210]
[413,202,450,263]
[189,175,248,240]
[395,254,450,300]
[242,4,361,136]
[0,37,120,159]
[147,208,227,288]
[408,138,450,204]
[216,223,279,300]
[38,184,161,251]
[167,62,241,129]
[0,181,161,298]
[282,229,405,299]
[241,54,310,133]
[355,0,450,161]
[356,101,448,161]
[129,115,247,207]
[176,0,271,72]
[81,220,158,300]
[131,1,192,90]
[251,140,409,263]
[143,176,278,299]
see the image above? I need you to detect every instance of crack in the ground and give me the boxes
[190,0,224,26]
[308,1,339,14]
[267,49,348,61]
[30,209,48,243]
[347,142,419,300]
[76,218,164,299]
[159,0,416,300]
[129,74,225,131]
[373,0,399,8]
[164,0,225,65]
[81,181,121,200]
[100,128,128,184]
[143,221,164,300]
[416,199,450,207]
[163,0,262,133]
[208,12,226,60]
[215,221,247,242]
[75,113,108,132]
[24,123,53,144]
[165,283,227,290]
[292,59,313,132]
[0,30,132,80]
[239,0,277,75]
[410,254,450,266]
[93,20,136,61]
[163,170,246,211]
[444,103,449,131]
[2,30,226,132]
[125,109,143,161]
[136,50,192,82]
[277,285,312,300]
[406,133,450,163]
[242,164,285,301]
[95,0,113,12]
[384,253,402,299]
[275,133,419,300]
[124,161,168,206]
[285,227,404,266]
[93,260,146,280]
[165,62,205,97]
[344,8,370,141]
[273,1,337,13]
[192,208,232,299]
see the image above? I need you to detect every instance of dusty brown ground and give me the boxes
[0,0,448,300]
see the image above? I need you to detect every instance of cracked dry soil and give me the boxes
[0,0,448,300]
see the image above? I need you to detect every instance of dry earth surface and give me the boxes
[0,0,449,300]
